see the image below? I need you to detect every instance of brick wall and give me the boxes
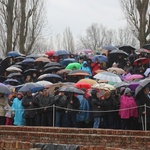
[0,126,149,150]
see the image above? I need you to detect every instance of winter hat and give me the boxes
[124,87,131,94]
[17,92,24,97]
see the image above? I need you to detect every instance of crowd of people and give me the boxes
[0,48,149,130]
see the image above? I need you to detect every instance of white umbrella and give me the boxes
[6,66,22,72]
[93,72,122,83]
[36,80,53,87]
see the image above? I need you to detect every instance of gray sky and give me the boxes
[46,0,127,37]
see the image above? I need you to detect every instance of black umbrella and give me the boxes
[119,45,135,54]
[26,54,39,59]
[102,45,118,51]
[109,50,129,58]
[44,62,61,68]
[7,72,22,79]
[135,79,150,97]
[4,79,19,86]
[24,69,39,77]
[43,66,61,73]
[59,86,84,95]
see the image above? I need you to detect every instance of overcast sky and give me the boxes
[46,0,127,38]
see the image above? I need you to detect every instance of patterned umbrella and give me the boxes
[94,72,122,83]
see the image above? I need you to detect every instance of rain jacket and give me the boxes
[76,95,89,122]
[12,97,25,126]
[80,61,92,77]
[119,95,138,119]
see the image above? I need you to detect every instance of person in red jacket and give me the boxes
[91,60,102,76]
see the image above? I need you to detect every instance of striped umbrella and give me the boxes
[93,72,122,83]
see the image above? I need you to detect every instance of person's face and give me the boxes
[43,90,48,96]
[144,87,150,95]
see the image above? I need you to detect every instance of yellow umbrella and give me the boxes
[77,78,97,86]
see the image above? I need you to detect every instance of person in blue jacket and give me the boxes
[12,92,26,126]
[80,61,92,77]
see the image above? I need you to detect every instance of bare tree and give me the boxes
[62,27,75,53]
[120,0,150,47]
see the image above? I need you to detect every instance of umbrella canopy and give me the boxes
[135,48,150,54]
[24,69,39,77]
[0,83,11,93]
[133,57,149,66]
[74,82,91,89]
[135,79,150,97]
[94,72,122,83]
[22,58,35,65]
[14,56,25,62]
[18,82,44,92]
[142,44,150,50]
[59,86,84,95]
[43,66,61,73]
[36,80,53,87]
[45,50,55,57]
[109,50,129,58]
[7,72,22,79]
[4,79,19,86]
[53,50,69,56]
[107,67,125,75]
[61,58,77,66]
[77,49,92,55]
[119,45,135,54]
[7,51,21,57]
[77,78,97,86]
[95,70,106,74]
[102,45,118,51]
[56,69,71,75]
[34,57,50,63]
[44,62,61,68]
[114,82,129,89]
[68,70,90,76]
[92,83,116,91]
[26,54,39,59]
[6,66,22,72]
[38,73,63,83]
[66,63,81,70]
[128,82,140,91]
[92,55,108,63]
[125,74,144,81]
[144,68,150,77]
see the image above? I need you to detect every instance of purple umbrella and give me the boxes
[128,82,140,91]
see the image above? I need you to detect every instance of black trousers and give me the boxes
[0,116,6,125]
[41,111,53,126]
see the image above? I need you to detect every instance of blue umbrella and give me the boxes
[53,50,69,56]
[102,45,118,51]
[18,83,44,93]
[22,58,34,65]
[61,58,77,66]
[92,55,108,63]
[7,51,21,57]
[0,83,11,93]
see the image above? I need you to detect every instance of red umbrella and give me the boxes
[45,50,55,57]
[74,82,91,89]
[125,74,144,81]
[133,57,149,66]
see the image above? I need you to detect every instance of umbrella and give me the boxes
[34,57,50,63]
[109,50,129,58]
[77,78,97,86]
[68,70,90,76]
[92,83,116,91]
[135,79,150,97]
[6,66,22,72]
[102,45,118,51]
[142,44,150,50]
[119,45,135,54]
[66,63,81,70]
[135,48,150,54]
[77,49,92,55]
[94,72,122,83]
[43,66,61,73]
[144,68,150,77]
[61,58,77,66]
[3,79,19,86]
[114,82,129,88]
[92,55,108,63]
[95,70,106,74]
[0,83,11,93]
[24,69,39,77]
[38,74,63,83]
[7,72,22,79]
[26,54,39,59]
[59,86,85,95]
[53,50,69,56]
[36,80,53,87]
[56,69,71,75]
[128,82,140,91]
[7,51,21,57]
[125,74,144,81]
[107,67,125,75]
[14,56,25,62]
[133,57,149,66]
[18,82,44,93]
[44,62,61,68]
[74,82,91,89]
[22,58,35,65]
[45,50,55,56]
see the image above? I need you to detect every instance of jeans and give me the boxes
[55,111,66,127]
[93,117,101,128]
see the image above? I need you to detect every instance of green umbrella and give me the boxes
[66,63,81,70]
